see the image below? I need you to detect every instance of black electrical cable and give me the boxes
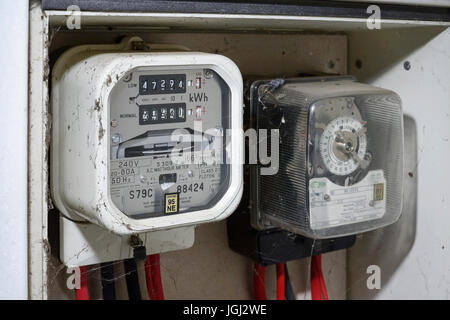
[100,262,116,300]
[284,264,296,300]
[124,259,142,300]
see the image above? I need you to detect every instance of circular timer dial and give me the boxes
[319,116,367,176]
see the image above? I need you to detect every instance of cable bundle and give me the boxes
[73,255,165,300]
[253,258,329,300]
[253,263,289,300]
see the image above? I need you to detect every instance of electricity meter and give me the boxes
[250,76,404,239]
[51,37,243,235]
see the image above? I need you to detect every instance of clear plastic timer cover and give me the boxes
[255,77,404,239]
[307,92,404,238]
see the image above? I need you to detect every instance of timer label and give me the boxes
[309,169,386,230]
[165,193,179,214]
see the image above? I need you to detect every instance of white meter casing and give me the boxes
[51,38,243,236]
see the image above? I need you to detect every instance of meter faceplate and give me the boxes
[109,67,230,219]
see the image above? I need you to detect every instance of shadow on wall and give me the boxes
[346,114,417,299]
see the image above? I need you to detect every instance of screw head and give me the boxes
[123,72,132,82]
[204,69,213,79]
[345,142,354,152]
[111,133,121,144]
[364,152,372,161]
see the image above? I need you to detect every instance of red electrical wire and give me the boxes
[276,263,285,300]
[145,254,164,300]
[319,265,328,300]
[310,256,322,300]
[253,263,266,300]
[75,265,90,300]
[310,255,328,300]
[144,256,155,300]
[151,254,164,300]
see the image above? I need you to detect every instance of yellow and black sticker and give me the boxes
[373,183,384,201]
[165,193,179,214]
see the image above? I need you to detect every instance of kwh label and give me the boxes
[189,92,208,102]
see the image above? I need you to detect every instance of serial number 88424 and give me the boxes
[177,183,204,194]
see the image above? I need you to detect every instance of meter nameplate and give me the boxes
[110,157,223,217]
[309,169,386,230]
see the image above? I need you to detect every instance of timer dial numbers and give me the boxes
[319,116,367,176]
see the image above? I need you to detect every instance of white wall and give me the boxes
[347,27,450,299]
[0,1,29,299]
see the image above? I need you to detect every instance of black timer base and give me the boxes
[227,210,355,266]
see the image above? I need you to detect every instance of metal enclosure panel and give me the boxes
[347,27,450,299]
[49,33,347,78]
[0,0,29,300]
[30,6,449,300]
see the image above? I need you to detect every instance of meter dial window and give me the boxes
[109,68,231,219]
[319,116,367,176]
[309,97,371,186]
